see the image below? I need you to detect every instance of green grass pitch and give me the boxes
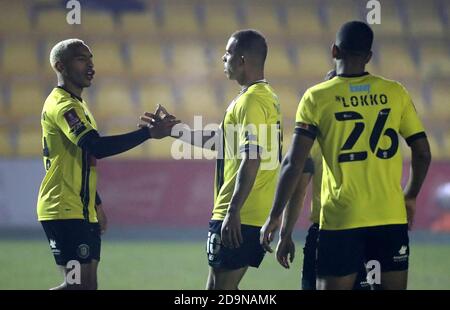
[0,240,449,289]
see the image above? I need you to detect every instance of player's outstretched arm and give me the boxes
[404,137,432,229]
[144,105,217,150]
[79,114,179,159]
[172,127,217,150]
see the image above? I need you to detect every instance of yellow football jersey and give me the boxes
[37,87,98,222]
[213,81,282,227]
[296,73,426,230]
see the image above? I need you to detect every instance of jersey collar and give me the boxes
[336,72,370,78]
[240,79,268,94]
[56,86,83,102]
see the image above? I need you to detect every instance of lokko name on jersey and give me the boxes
[336,93,388,108]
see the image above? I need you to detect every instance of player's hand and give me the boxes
[260,216,281,253]
[405,196,416,230]
[153,104,186,138]
[154,104,176,121]
[138,111,180,139]
[324,69,336,81]
[221,209,243,248]
[276,235,295,269]
[96,204,108,235]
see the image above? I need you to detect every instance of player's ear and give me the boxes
[365,51,373,64]
[55,61,65,73]
[331,44,339,59]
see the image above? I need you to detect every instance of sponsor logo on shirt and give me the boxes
[63,108,86,137]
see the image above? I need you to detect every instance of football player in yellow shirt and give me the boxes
[261,21,431,290]
[146,30,293,290]
[38,39,178,290]
[267,70,371,290]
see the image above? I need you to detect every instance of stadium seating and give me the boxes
[0,131,13,157]
[92,80,137,123]
[0,1,31,35]
[403,81,427,116]
[275,84,301,120]
[284,0,323,37]
[427,133,443,159]
[80,11,116,36]
[204,1,240,38]
[294,42,334,78]
[7,80,46,123]
[128,41,168,77]
[265,44,295,78]
[419,40,450,78]
[430,80,450,119]
[378,41,418,79]
[369,0,404,37]
[323,0,363,36]
[88,41,125,77]
[205,41,230,79]
[1,0,448,158]
[180,83,223,123]
[36,8,75,36]
[219,83,242,111]
[138,81,176,114]
[170,42,209,77]
[243,0,283,38]
[161,1,201,38]
[16,126,42,157]
[406,1,445,37]
[120,11,159,37]
[1,40,39,77]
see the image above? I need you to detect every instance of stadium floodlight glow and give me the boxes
[435,183,450,209]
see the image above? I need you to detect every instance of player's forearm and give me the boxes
[281,172,312,237]
[270,156,306,220]
[271,134,314,220]
[404,140,432,199]
[173,129,216,150]
[228,156,261,214]
[280,194,304,238]
[280,202,303,237]
[78,128,151,159]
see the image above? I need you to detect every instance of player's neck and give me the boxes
[57,77,83,99]
[335,61,366,77]
[239,71,265,88]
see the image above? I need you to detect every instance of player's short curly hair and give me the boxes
[49,38,86,72]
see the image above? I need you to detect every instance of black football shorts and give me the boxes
[41,219,101,266]
[206,220,265,270]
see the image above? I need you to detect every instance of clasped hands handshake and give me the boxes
[139,104,180,139]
